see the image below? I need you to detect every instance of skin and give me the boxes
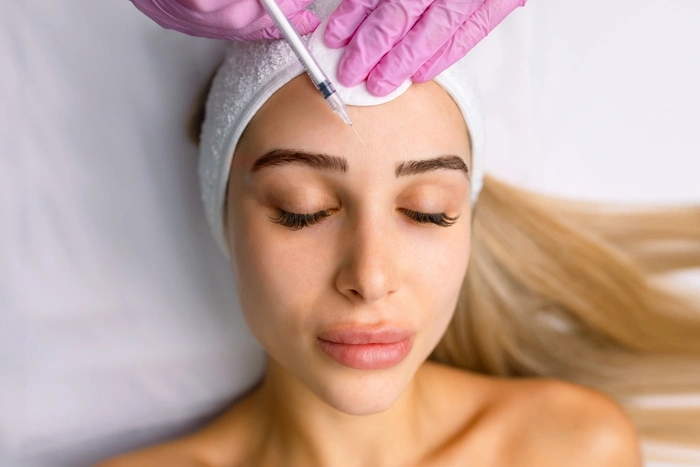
[96,76,643,467]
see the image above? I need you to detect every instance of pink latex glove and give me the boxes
[130,0,320,41]
[325,0,527,96]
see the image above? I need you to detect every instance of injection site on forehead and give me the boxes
[249,149,470,180]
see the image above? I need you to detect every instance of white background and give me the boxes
[1,1,698,466]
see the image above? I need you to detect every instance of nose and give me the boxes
[334,213,399,304]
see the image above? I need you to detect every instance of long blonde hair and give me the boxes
[432,176,700,461]
[189,74,700,463]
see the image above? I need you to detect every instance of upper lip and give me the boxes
[318,326,414,345]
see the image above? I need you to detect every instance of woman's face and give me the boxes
[226,75,472,415]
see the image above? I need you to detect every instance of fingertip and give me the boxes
[411,68,437,84]
[411,60,439,83]
[290,11,321,36]
[243,25,283,41]
[337,53,365,87]
[411,40,452,83]
[366,82,393,97]
[324,26,349,48]
[336,66,357,88]
[366,73,396,97]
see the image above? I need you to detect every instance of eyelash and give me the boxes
[269,208,459,230]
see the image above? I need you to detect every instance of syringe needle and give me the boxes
[351,124,366,147]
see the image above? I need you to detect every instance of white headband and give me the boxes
[199,0,485,258]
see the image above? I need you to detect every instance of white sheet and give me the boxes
[1,1,698,466]
[472,0,700,205]
[1,2,265,466]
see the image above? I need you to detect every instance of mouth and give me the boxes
[317,327,415,370]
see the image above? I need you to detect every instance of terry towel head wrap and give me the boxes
[200,0,485,257]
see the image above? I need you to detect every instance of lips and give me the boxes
[317,327,414,370]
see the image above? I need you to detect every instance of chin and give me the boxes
[306,361,417,416]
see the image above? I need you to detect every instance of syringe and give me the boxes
[258,0,365,146]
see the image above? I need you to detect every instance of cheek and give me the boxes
[412,217,471,340]
[228,203,332,345]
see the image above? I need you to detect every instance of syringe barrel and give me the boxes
[258,0,327,86]
[325,92,352,125]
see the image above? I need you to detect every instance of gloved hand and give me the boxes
[130,0,320,41]
[324,0,527,96]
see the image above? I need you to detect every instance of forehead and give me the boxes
[232,75,472,173]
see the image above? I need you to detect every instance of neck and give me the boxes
[251,357,433,467]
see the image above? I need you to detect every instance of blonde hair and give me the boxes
[432,176,700,461]
[189,74,700,463]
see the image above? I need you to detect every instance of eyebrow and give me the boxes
[251,149,469,179]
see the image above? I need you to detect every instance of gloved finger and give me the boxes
[366,0,485,96]
[413,0,526,82]
[336,0,435,87]
[324,0,382,48]
[226,0,319,38]
[131,0,205,33]
[241,9,321,41]
[132,0,316,40]
[175,0,245,12]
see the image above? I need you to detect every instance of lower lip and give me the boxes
[317,337,413,370]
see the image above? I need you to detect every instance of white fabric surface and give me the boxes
[1,0,698,466]
[0,2,265,466]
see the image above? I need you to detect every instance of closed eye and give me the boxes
[397,208,459,227]
[268,209,334,231]
[268,208,459,231]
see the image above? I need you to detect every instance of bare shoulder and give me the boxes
[93,436,212,467]
[497,378,644,467]
[94,391,261,467]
